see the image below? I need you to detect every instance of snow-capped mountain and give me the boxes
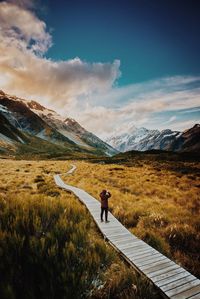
[106,126,154,152]
[106,124,199,153]
[0,90,117,157]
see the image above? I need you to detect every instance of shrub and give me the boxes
[90,262,160,299]
[0,195,115,299]
[34,175,45,183]
[137,213,169,229]
[164,224,200,254]
[132,228,170,256]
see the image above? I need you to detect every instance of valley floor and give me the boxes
[0,158,161,299]
[0,157,199,298]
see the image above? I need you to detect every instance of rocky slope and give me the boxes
[29,103,117,156]
[0,90,117,157]
[167,124,200,152]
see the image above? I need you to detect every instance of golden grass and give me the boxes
[61,159,200,278]
[0,159,161,299]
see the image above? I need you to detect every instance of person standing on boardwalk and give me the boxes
[100,189,111,222]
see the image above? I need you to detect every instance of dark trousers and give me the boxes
[101,207,108,221]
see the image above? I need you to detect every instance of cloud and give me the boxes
[72,76,200,138]
[0,1,51,55]
[0,1,199,138]
[7,0,36,9]
[167,119,200,131]
[0,1,120,109]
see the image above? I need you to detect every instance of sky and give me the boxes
[0,0,199,139]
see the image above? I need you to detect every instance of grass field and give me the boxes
[63,158,200,279]
[0,159,161,299]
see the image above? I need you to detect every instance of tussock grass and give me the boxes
[0,159,160,299]
[63,159,200,278]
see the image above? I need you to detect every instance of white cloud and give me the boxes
[168,116,177,123]
[0,1,51,55]
[166,119,200,132]
[70,76,200,138]
[0,1,120,110]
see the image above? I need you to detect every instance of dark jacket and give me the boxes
[100,190,111,208]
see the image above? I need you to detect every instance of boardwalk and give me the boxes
[54,165,200,299]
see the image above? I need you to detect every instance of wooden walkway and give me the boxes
[54,165,200,299]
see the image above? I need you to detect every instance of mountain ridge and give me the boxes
[106,124,200,153]
[0,90,117,157]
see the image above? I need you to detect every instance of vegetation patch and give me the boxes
[0,159,161,299]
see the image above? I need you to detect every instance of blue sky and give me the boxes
[0,0,199,138]
[44,0,200,85]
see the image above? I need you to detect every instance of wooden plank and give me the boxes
[189,292,200,299]
[165,280,200,298]
[104,230,128,236]
[109,237,134,243]
[101,225,126,230]
[148,264,181,279]
[112,239,138,247]
[130,252,160,263]
[133,252,163,263]
[102,225,125,230]
[141,260,175,274]
[101,225,129,231]
[128,247,156,258]
[108,232,133,239]
[86,201,100,205]
[88,212,101,216]
[120,242,151,253]
[111,232,137,239]
[117,240,145,250]
[118,238,146,247]
[121,247,151,258]
[151,268,185,283]
[87,206,100,210]
[87,203,101,207]
[102,221,127,232]
[88,209,100,214]
[111,235,136,242]
[161,275,197,292]
[124,248,156,258]
[103,229,127,235]
[156,271,191,287]
[136,255,167,267]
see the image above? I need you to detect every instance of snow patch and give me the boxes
[0,104,9,113]
[0,133,14,144]
[17,136,25,144]
[36,129,48,140]
[58,130,91,148]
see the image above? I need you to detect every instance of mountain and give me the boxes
[27,102,117,156]
[0,90,117,157]
[106,124,200,153]
[167,124,200,152]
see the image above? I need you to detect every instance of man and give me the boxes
[100,189,111,223]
